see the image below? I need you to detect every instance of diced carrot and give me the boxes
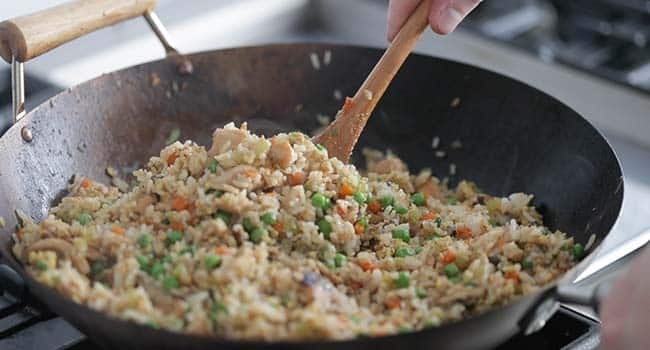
[338,315,348,323]
[455,227,473,239]
[171,220,184,231]
[339,183,354,197]
[384,297,401,310]
[166,152,179,165]
[505,271,520,281]
[342,97,354,113]
[421,211,438,221]
[214,246,230,255]
[243,169,257,178]
[272,221,284,233]
[287,171,306,186]
[442,250,456,264]
[354,222,365,235]
[171,197,189,211]
[358,261,378,271]
[111,226,125,236]
[368,200,381,214]
[80,178,93,189]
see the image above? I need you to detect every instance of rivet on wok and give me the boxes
[21,127,33,142]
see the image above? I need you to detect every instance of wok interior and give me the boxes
[0,44,623,348]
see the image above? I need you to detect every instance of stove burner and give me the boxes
[464,0,650,93]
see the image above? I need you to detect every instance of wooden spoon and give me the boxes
[313,0,432,163]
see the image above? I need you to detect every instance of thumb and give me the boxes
[429,0,482,35]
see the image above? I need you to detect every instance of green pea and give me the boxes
[179,245,196,256]
[204,254,222,269]
[395,206,408,215]
[394,272,410,288]
[35,261,48,271]
[311,193,330,209]
[353,192,367,205]
[392,228,410,243]
[424,319,440,328]
[260,212,277,225]
[411,192,425,206]
[207,159,220,173]
[150,262,164,279]
[573,243,585,260]
[162,275,179,290]
[464,280,478,287]
[398,327,412,334]
[444,263,460,279]
[380,195,394,208]
[334,253,347,268]
[414,246,423,254]
[211,301,229,317]
[205,188,224,197]
[144,320,159,329]
[416,288,427,299]
[447,197,459,205]
[359,216,369,228]
[91,261,105,277]
[522,258,534,270]
[214,210,232,225]
[318,219,333,239]
[76,213,92,225]
[137,233,152,248]
[166,230,183,245]
[394,247,412,258]
[250,227,267,243]
[242,218,256,232]
[136,255,150,270]
[162,218,170,225]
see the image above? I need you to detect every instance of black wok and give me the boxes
[0,1,628,349]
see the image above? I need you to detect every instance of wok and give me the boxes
[0,1,636,349]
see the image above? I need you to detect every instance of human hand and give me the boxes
[387,0,482,41]
[600,245,650,349]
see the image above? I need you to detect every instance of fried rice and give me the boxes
[11,122,583,340]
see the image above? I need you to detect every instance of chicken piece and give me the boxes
[368,157,407,174]
[214,165,262,191]
[208,128,247,156]
[269,137,296,169]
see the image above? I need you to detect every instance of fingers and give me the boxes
[387,0,421,41]
[429,0,483,35]
[387,0,482,41]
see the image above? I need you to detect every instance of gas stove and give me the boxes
[1,0,649,349]
[463,0,650,94]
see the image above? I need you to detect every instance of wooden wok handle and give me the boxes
[0,0,157,63]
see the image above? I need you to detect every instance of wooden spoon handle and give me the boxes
[0,0,157,63]
[314,0,432,162]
